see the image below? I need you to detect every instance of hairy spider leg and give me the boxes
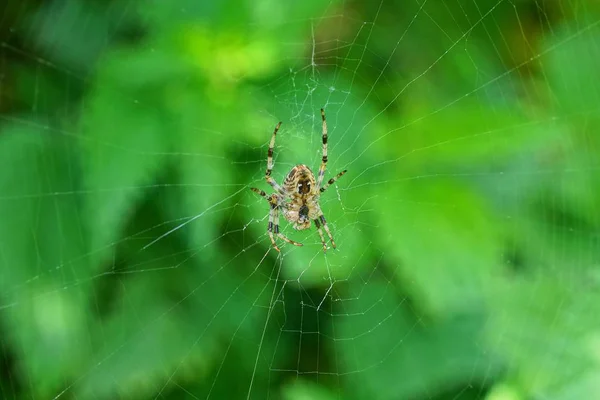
[266,121,284,193]
[313,218,328,252]
[267,205,280,252]
[249,187,269,200]
[319,214,336,250]
[252,190,300,251]
[319,169,348,193]
[317,108,328,188]
[317,109,347,193]
[274,207,303,249]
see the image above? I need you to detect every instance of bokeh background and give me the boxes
[1,0,600,399]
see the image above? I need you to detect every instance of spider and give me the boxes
[250,108,347,252]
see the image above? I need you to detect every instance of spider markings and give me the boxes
[250,108,347,253]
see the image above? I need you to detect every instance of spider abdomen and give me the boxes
[281,164,318,231]
[284,164,317,196]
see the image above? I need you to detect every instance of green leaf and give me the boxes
[27,0,130,72]
[507,210,600,281]
[383,100,556,171]
[101,47,191,90]
[155,81,239,259]
[81,70,169,269]
[76,266,215,398]
[544,19,600,117]
[486,275,600,398]
[282,379,339,400]
[0,123,91,398]
[379,177,503,317]
[336,279,500,399]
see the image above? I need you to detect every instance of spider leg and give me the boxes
[313,218,328,252]
[268,206,281,252]
[250,187,269,201]
[317,108,328,188]
[274,207,303,248]
[318,214,337,250]
[319,169,348,193]
[266,121,284,193]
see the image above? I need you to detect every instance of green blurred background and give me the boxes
[1,0,600,399]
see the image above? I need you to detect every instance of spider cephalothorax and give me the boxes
[250,109,347,252]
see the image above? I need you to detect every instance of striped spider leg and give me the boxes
[313,108,347,251]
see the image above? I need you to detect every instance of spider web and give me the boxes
[1,0,600,399]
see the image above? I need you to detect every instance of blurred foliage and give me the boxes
[1,0,600,399]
